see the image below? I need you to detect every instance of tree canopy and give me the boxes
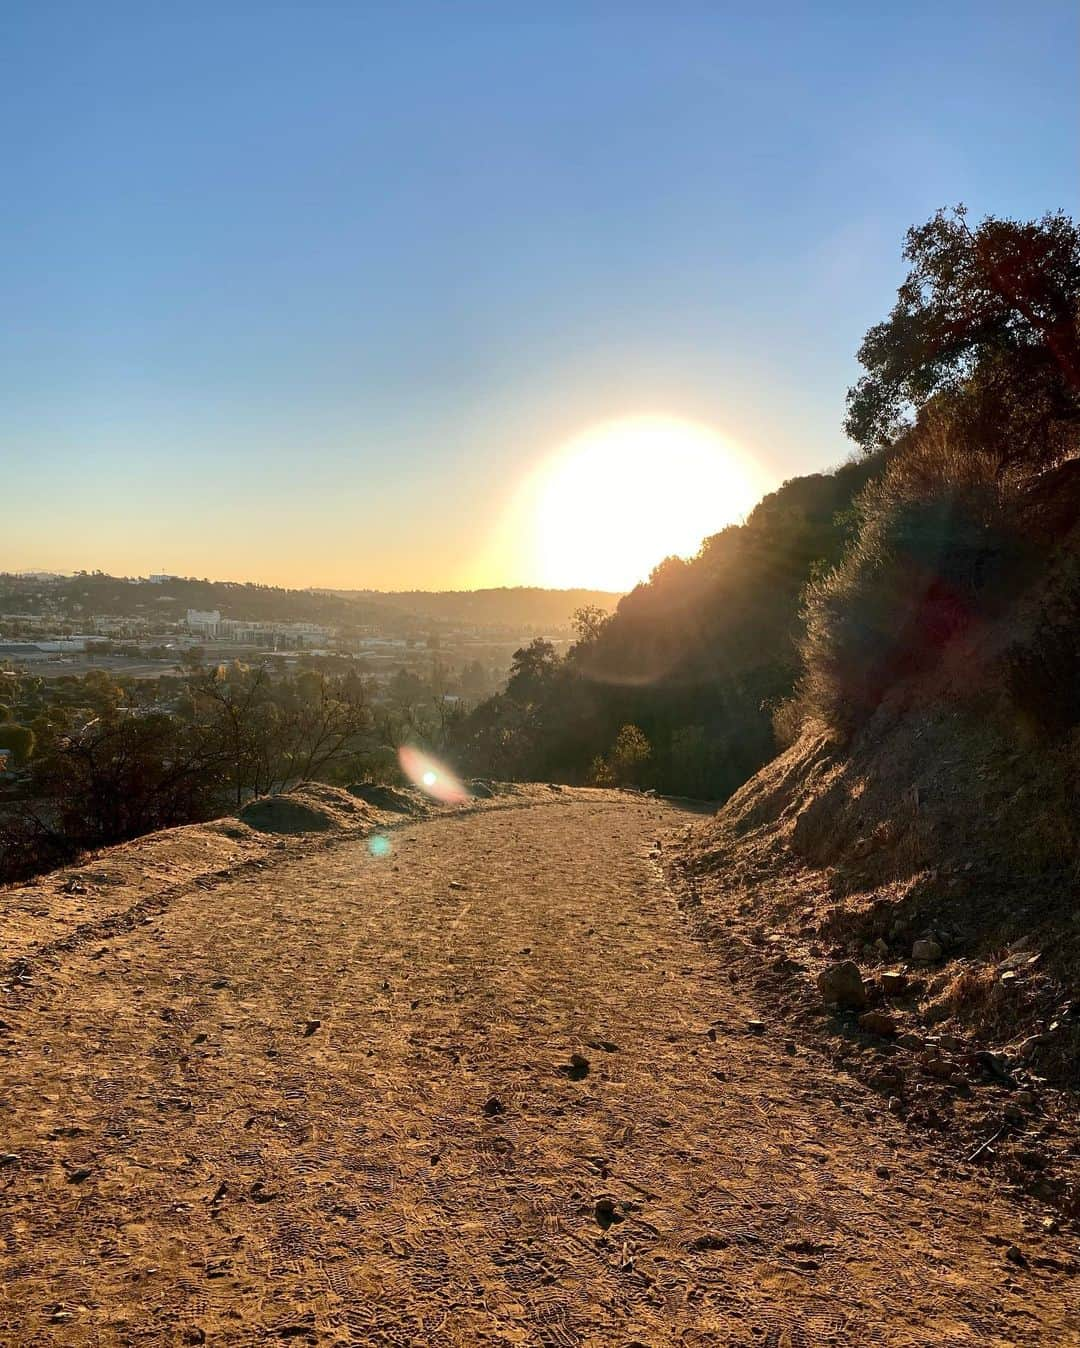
[845,207,1080,469]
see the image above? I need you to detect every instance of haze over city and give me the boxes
[4,3,1076,589]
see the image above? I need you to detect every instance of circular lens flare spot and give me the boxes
[368,834,392,858]
[399,746,470,804]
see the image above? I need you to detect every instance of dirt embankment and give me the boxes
[676,708,1080,1222]
[0,780,561,979]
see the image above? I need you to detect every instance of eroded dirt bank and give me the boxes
[1,796,1077,1345]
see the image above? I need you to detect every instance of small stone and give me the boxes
[897,1032,924,1050]
[1005,1245,1026,1266]
[817,961,868,1010]
[880,970,908,995]
[747,1020,766,1036]
[0,1153,20,1167]
[482,1096,505,1116]
[921,1056,956,1080]
[785,1040,797,1055]
[593,1195,623,1228]
[302,1019,322,1037]
[875,1164,890,1179]
[912,938,943,962]
[858,1010,897,1037]
[559,1053,591,1080]
[66,1167,92,1183]
[873,938,889,957]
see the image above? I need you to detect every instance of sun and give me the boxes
[526,417,763,591]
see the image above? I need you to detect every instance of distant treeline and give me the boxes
[332,587,624,630]
[453,207,1080,798]
[0,575,620,634]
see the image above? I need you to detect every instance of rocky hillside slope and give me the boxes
[677,676,1079,1218]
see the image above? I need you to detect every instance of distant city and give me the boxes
[0,570,622,700]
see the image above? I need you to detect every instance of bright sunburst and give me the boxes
[526,417,762,591]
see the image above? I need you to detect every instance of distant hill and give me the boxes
[0,573,620,634]
[331,587,623,631]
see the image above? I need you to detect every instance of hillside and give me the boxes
[0,574,621,635]
[674,482,1080,1215]
[334,585,624,630]
[454,453,885,796]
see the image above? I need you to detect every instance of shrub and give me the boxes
[0,722,35,766]
[608,724,652,786]
[800,422,1036,733]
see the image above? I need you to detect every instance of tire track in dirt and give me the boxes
[0,797,1076,1345]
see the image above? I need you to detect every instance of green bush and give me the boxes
[800,428,1035,733]
[0,722,35,766]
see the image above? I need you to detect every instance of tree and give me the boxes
[188,664,372,803]
[0,722,35,766]
[14,714,226,853]
[845,207,1080,468]
[506,639,560,705]
[608,724,651,785]
[571,605,611,645]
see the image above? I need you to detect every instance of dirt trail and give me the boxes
[1,797,1076,1346]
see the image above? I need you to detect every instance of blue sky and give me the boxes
[2,2,1077,587]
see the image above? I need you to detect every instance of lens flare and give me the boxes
[368,833,392,858]
[398,746,470,805]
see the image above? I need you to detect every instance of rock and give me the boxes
[238,794,339,834]
[920,1054,956,1080]
[858,1010,897,1037]
[880,970,908,995]
[912,938,943,962]
[467,779,496,798]
[593,1195,624,1229]
[1005,1244,1026,1266]
[875,1164,890,1179]
[0,1153,19,1167]
[482,1096,505,1116]
[66,1167,92,1183]
[559,1053,591,1080]
[817,961,868,1009]
[347,782,421,813]
[747,1020,766,1035]
[302,1019,322,1037]
[873,938,890,958]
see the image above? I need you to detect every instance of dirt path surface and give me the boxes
[2,797,1077,1346]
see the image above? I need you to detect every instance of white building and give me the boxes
[186,609,222,637]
